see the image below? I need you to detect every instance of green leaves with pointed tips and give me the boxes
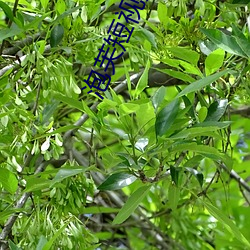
[98,172,137,191]
[50,24,64,47]
[112,185,151,224]
[155,99,179,137]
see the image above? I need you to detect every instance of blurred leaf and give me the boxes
[42,223,69,250]
[134,59,150,98]
[203,201,250,248]
[98,172,136,191]
[36,236,48,250]
[185,167,204,187]
[232,0,250,4]
[113,185,151,224]
[155,99,179,137]
[24,177,51,192]
[50,24,64,47]
[168,182,180,210]
[205,99,228,122]
[0,1,14,21]
[0,168,18,194]
[9,241,21,250]
[80,206,120,214]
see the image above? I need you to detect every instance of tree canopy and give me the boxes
[1,0,250,249]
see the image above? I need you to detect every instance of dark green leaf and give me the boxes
[50,24,64,47]
[232,0,250,4]
[98,172,137,191]
[205,99,228,122]
[170,166,181,186]
[155,99,179,137]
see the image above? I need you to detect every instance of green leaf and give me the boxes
[185,167,204,187]
[194,121,231,129]
[0,1,14,21]
[170,166,181,186]
[200,28,247,58]
[24,177,51,192]
[53,92,85,112]
[80,206,120,214]
[205,99,228,122]
[42,223,69,250]
[36,236,48,250]
[134,59,150,98]
[168,182,180,210]
[170,126,220,139]
[51,166,86,186]
[9,241,22,250]
[158,2,168,24]
[156,68,195,83]
[176,70,231,98]
[112,185,151,224]
[50,24,64,47]
[203,201,250,248]
[98,172,137,191]
[205,49,225,75]
[0,168,18,194]
[232,0,250,4]
[168,47,200,65]
[155,99,179,137]
[151,86,166,111]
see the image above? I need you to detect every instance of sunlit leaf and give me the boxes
[98,172,137,191]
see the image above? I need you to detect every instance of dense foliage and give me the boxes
[1,0,250,249]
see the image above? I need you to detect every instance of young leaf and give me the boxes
[155,98,179,137]
[205,49,225,75]
[112,185,151,224]
[98,172,137,191]
[50,24,64,47]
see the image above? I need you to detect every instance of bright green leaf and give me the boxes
[0,168,18,194]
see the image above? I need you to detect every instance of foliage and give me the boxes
[1,0,250,249]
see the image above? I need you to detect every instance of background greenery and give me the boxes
[0,0,250,249]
